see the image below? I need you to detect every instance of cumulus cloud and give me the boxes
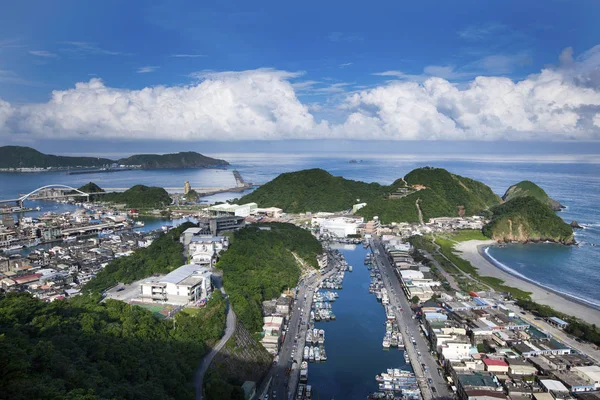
[1,46,600,141]
[10,69,327,140]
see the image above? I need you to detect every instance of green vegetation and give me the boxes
[218,223,322,332]
[101,185,172,209]
[404,167,502,216]
[77,182,104,194]
[450,229,489,242]
[84,222,194,293]
[516,299,600,346]
[0,146,113,169]
[240,167,501,224]
[483,196,574,244]
[184,189,200,202]
[503,180,563,211]
[0,290,227,400]
[118,152,229,169]
[239,168,388,213]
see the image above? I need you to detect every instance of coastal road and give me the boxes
[372,238,452,399]
[195,283,237,400]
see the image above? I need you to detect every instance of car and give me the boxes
[520,311,526,315]
[272,391,276,398]
[428,378,433,385]
[116,287,125,292]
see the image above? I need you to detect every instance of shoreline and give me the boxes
[454,240,600,326]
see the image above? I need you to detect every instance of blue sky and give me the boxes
[1,0,600,153]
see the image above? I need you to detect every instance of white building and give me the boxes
[207,202,257,217]
[573,366,600,390]
[440,341,471,362]
[140,264,212,305]
[312,216,363,238]
[188,235,228,267]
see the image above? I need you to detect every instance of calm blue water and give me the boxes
[309,245,409,400]
[1,153,599,307]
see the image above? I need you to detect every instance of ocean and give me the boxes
[1,153,599,308]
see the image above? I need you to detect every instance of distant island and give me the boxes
[75,182,171,209]
[239,167,573,244]
[117,152,229,169]
[0,146,229,170]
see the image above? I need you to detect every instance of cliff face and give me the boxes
[502,180,563,211]
[483,196,575,245]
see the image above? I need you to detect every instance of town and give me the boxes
[1,192,600,400]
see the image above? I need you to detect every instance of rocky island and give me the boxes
[502,180,564,211]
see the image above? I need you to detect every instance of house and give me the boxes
[261,316,284,355]
[508,358,538,376]
[140,264,212,305]
[572,366,600,391]
[547,317,569,330]
[483,358,509,373]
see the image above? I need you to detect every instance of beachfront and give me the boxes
[455,240,600,326]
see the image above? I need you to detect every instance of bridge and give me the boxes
[0,184,92,208]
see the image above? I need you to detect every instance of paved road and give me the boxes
[195,284,237,400]
[256,251,342,400]
[372,238,451,399]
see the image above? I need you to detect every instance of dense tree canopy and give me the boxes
[483,196,574,244]
[0,291,226,400]
[84,222,195,293]
[101,185,172,208]
[218,223,322,332]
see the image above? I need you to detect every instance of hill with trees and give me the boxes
[84,222,193,293]
[238,168,388,213]
[217,223,322,332]
[502,180,563,211]
[118,151,229,169]
[0,290,226,400]
[0,146,113,169]
[101,185,172,208]
[483,196,574,244]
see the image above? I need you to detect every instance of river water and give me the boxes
[308,244,410,400]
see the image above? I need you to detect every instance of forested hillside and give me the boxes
[118,151,229,169]
[0,291,226,400]
[84,222,194,293]
[218,223,322,332]
[238,168,388,213]
[100,185,172,208]
[502,180,563,211]
[483,196,574,244]
[0,146,113,168]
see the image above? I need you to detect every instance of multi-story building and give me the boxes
[140,264,212,305]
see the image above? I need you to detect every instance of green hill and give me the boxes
[483,196,574,244]
[101,185,172,209]
[357,168,501,223]
[238,168,388,213]
[118,151,229,169]
[239,167,501,223]
[502,180,563,211]
[0,146,113,169]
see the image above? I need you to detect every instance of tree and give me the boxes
[411,296,420,304]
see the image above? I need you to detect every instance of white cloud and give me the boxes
[29,50,58,58]
[339,62,353,68]
[9,69,328,140]
[1,46,600,141]
[0,98,13,129]
[137,66,160,73]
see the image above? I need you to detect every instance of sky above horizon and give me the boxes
[1,0,600,151]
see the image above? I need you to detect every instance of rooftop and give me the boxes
[160,264,211,285]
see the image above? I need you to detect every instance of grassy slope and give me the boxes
[503,180,561,210]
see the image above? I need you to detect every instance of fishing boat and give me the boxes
[319,345,327,361]
[314,346,321,362]
[309,346,315,362]
[318,329,325,344]
[303,346,309,360]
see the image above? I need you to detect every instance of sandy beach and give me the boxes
[454,240,600,326]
